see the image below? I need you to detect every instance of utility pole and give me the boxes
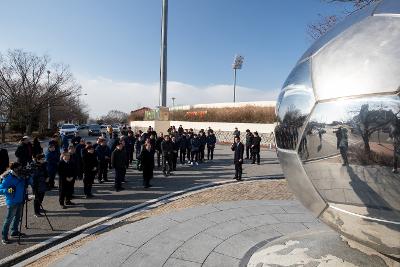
[159,0,168,107]
[47,70,51,130]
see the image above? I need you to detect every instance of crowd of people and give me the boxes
[0,124,263,245]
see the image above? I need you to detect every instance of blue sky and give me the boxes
[0,0,349,116]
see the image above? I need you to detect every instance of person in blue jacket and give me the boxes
[0,162,32,244]
[45,144,60,189]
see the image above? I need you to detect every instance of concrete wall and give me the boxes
[170,101,276,111]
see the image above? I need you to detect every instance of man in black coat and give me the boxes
[58,152,76,208]
[15,137,32,167]
[161,135,174,176]
[231,136,244,181]
[96,139,111,183]
[245,130,254,160]
[251,132,262,165]
[206,131,217,160]
[111,142,127,191]
[0,146,9,174]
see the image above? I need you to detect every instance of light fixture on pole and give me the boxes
[232,54,244,103]
[47,70,51,130]
[171,97,176,107]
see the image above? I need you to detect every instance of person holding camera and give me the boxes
[31,154,49,217]
[0,162,31,244]
[58,152,76,209]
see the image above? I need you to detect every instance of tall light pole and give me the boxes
[47,70,51,130]
[232,54,244,103]
[159,0,168,107]
[171,97,176,107]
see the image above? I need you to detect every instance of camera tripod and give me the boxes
[18,185,54,244]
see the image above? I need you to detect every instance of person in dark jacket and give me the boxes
[111,142,127,191]
[15,137,32,167]
[231,136,244,180]
[171,136,179,171]
[71,132,81,147]
[0,162,32,244]
[190,134,201,165]
[61,134,70,152]
[58,152,76,208]
[206,131,217,160]
[96,139,111,183]
[32,137,43,159]
[82,145,98,198]
[68,145,79,197]
[125,131,136,165]
[199,131,207,162]
[75,138,85,180]
[179,134,187,164]
[45,144,59,189]
[30,154,49,217]
[251,132,261,165]
[0,146,9,174]
[140,141,154,188]
[161,135,174,176]
[245,130,254,160]
[233,127,240,139]
[155,132,164,168]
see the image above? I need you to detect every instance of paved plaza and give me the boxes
[0,145,282,262]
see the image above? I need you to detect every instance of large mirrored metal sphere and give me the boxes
[275,0,400,258]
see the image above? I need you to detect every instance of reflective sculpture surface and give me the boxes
[275,0,400,258]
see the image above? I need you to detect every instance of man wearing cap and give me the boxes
[15,137,32,167]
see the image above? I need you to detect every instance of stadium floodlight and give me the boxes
[232,54,244,103]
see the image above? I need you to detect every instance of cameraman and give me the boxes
[0,162,31,244]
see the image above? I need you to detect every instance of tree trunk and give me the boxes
[0,126,5,143]
[362,134,371,154]
[25,120,32,135]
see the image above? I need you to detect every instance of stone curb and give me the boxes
[1,175,284,267]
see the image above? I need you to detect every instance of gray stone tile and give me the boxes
[272,212,317,223]
[204,219,250,240]
[238,214,280,228]
[201,207,253,223]
[214,228,281,259]
[303,221,330,231]
[164,258,201,267]
[59,242,136,267]
[281,204,309,213]
[171,233,223,263]
[211,200,271,210]
[243,205,286,216]
[166,205,220,222]
[202,252,240,267]
[269,222,308,235]
[109,217,179,247]
[161,217,216,242]
[121,234,184,267]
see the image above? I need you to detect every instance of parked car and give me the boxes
[77,124,88,130]
[112,124,121,134]
[88,124,102,136]
[59,124,78,138]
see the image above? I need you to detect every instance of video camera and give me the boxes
[17,165,35,180]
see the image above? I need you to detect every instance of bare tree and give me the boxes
[100,110,129,124]
[0,49,82,134]
[308,0,379,40]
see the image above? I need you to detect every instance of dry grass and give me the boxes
[171,106,276,123]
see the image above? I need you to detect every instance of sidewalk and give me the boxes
[0,145,282,262]
[35,199,324,267]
